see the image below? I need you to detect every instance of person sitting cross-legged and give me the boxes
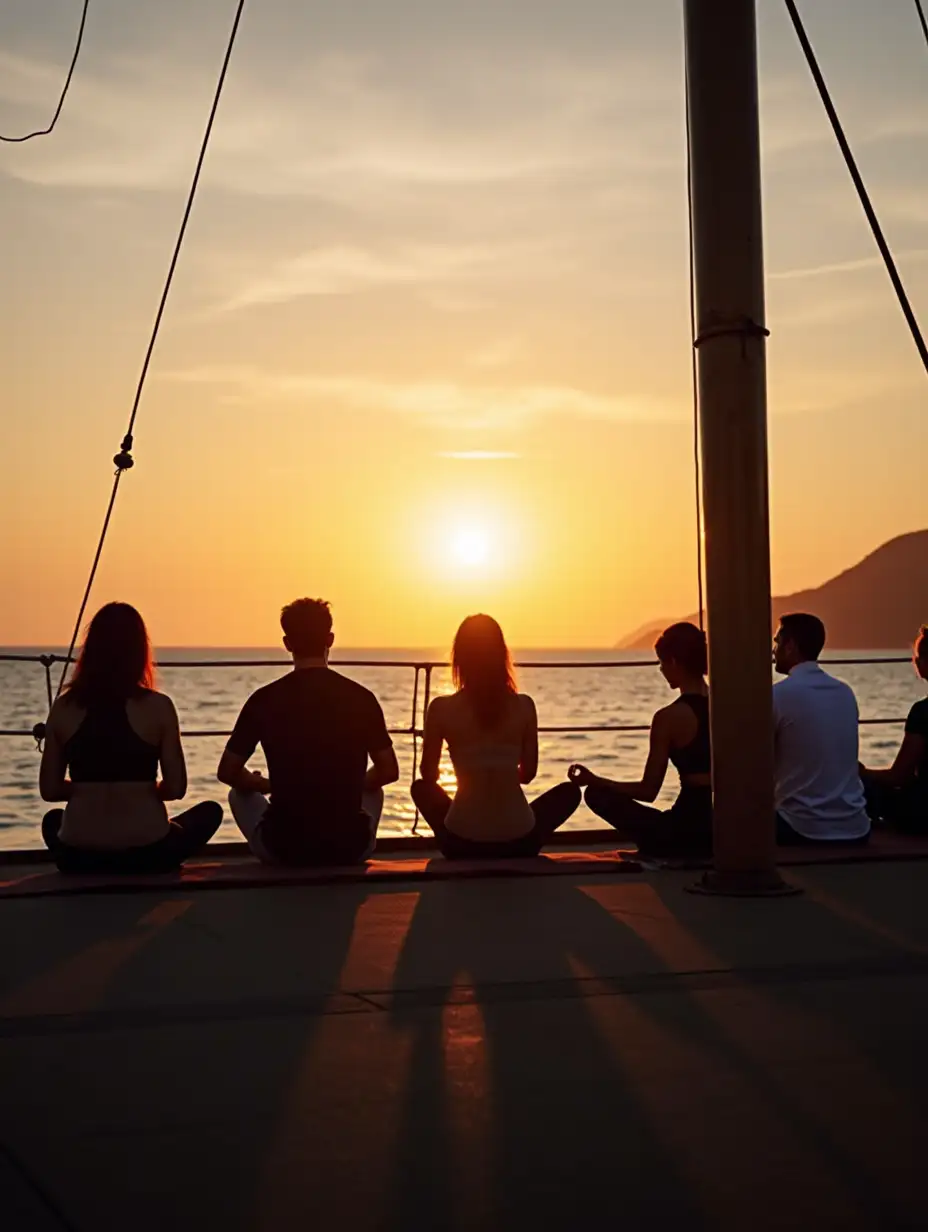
[218,598,398,866]
[411,614,581,858]
[859,624,928,834]
[772,612,870,846]
[570,622,713,859]
[40,602,222,873]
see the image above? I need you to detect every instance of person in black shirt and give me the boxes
[860,625,928,834]
[569,622,712,858]
[218,598,399,865]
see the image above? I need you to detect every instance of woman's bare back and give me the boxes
[435,691,536,841]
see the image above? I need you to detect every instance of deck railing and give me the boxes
[0,651,912,838]
[0,650,913,742]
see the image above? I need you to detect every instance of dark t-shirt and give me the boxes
[225,668,392,854]
[905,698,928,780]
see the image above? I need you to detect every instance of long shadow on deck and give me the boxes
[636,872,928,1230]
[0,885,375,1231]
[382,879,705,1232]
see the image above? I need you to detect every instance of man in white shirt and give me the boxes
[772,613,871,845]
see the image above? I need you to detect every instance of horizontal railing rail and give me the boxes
[0,653,913,667]
[0,652,913,740]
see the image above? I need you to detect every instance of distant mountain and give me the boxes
[617,530,928,651]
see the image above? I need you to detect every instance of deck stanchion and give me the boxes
[422,665,433,728]
[411,665,421,834]
[413,664,433,837]
[41,657,53,712]
[684,0,797,895]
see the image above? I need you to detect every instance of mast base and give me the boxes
[686,868,802,897]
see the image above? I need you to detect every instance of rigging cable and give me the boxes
[683,55,705,633]
[52,0,247,703]
[783,0,928,376]
[915,1,928,53]
[0,0,90,143]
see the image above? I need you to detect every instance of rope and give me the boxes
[784,0,928,376]
[52,0,247,703]
[683,56,705,631]
[916,1,928,52]
[0,0,90,142]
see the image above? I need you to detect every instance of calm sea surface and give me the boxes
[0,647,919,851]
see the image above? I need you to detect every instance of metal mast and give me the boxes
[684,0,787,893]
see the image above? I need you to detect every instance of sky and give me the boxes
[2,0,926,648]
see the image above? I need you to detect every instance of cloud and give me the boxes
[769,248,928,282]
[0,41,680,200]
[219,242,527,310]
[438,451,520,460]
[161,365,675,428]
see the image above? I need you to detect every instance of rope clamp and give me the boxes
[114,432,135,472]
[694,317,770,354]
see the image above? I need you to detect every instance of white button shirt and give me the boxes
[772,661,870,840]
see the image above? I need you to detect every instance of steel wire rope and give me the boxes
[915,1,928,53]
[0,0,90,142]
[49,0,247,711]
[784,0,928,375]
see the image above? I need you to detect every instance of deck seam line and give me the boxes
[3,953,928,1038]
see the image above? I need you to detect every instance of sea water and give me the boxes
[0,647,918,850]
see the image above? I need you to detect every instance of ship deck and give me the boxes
[2,847,927,1230]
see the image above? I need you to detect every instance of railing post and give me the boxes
[411,664,434,836]
[422,665,432,728]
[410,665,420,834]
[41,657,53,712]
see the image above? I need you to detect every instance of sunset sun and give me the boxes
[450,526,490,569]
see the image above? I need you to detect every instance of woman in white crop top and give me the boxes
[411,614,580,858]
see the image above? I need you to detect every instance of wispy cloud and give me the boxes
[0,46,676,198]
[220,242,530,310]
[438,450,520,460]
[770,248,928,282]
[162,365,675,428]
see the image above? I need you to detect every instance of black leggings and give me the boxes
[583,782,713,858]
[863,780,928,835]
[42,801,223,874]
[411,780,581,859]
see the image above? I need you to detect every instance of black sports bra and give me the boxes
[64,700,159,783]
[668,693,711,778]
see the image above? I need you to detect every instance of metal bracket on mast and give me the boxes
[693,317,770,350]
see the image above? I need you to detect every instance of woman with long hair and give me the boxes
[39,602,222,872]
[411,614,580,858]
[569,621,712,859]
[860,625,928,833]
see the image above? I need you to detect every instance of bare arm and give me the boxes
[571,710,672,804]
[217,749,270,795]
[862,733,923,789]
[365,745,400,791]
[519,696,538,785]
[217,695,269,793]
[38,702,71,802]
[418,699,443,783]
[155,696,188,801]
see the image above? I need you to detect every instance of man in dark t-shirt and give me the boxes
[218,598,398,865]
